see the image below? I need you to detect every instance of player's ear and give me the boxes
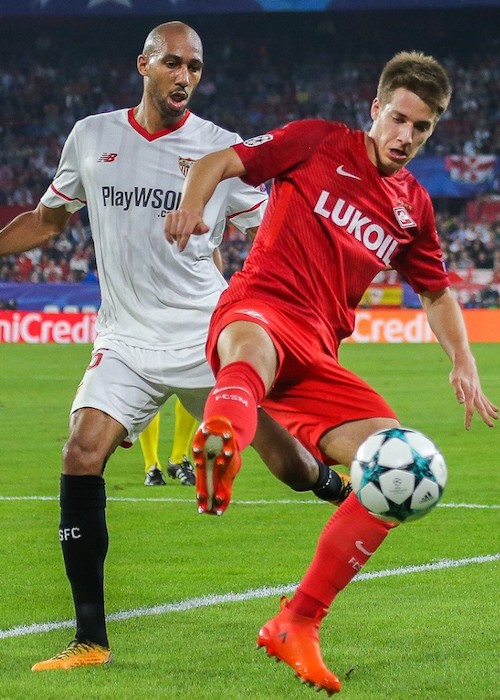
[137,54,148,77]
[370,97,380,120]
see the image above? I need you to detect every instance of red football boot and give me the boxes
[192,416,241,515]
[257,597,341,695]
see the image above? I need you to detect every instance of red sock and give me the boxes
[288,493,397,617]
[203,361,266,451]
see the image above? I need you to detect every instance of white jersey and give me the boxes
[41,108,267,351]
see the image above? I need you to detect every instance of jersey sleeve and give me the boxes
[232,119,334,187]
[40,122,87,213]
[225,179,268,234]
[392,192,449,293]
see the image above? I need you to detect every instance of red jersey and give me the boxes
[221,120,448,349]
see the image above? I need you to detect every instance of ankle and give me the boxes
[286,591,329,621]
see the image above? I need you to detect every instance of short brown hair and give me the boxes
[377,51,452,118]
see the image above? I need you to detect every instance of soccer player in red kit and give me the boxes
[165,52,498,694]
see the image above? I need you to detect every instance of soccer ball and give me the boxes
[350,427,447,523]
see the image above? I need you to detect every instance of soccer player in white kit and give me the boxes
[0,22,350,671]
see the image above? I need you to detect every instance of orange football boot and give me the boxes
[257,597,341,695]
[192,416,241,515]
[330,471,352,507]
[31,640,112,671]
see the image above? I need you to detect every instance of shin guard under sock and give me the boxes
[203,361,266,451]
[59,474,109,647]
[289,493,396,616]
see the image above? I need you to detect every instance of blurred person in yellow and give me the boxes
[142,398,197,486]
[141,248,224,487]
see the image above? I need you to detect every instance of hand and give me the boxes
[164,208,209,252]
[449,357,499,430]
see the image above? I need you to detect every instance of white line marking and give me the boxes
[0,554,498,640]
[0,495,498,508]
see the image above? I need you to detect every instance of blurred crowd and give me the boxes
[0,215,96,284]
[0,11,498,306]
[437,212,499,273]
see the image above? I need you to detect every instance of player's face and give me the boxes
[367,87,437,176]
[139,30,203,122]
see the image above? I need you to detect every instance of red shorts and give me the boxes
[207,299,398,461]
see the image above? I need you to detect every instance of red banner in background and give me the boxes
[345,308,500,343]
[0,311,96,343]
[0,309,497,344]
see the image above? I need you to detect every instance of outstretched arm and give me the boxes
[420,287,498,429]
[165,147,247,252]
[0,203,70,256]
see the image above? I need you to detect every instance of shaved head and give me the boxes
[142,21,203,60]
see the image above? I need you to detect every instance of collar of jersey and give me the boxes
[128,108,190,141]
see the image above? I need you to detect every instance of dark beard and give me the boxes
[152,91,187,122]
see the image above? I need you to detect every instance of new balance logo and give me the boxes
[98,153,118,162]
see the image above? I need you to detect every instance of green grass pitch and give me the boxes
[0,343,498,699]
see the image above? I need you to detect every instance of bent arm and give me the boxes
[165,147,247,252]
[420,287,498,429]
[0,203,71,256]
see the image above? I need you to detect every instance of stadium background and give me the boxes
[0,0,498,341]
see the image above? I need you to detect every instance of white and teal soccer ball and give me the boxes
[350,428,447,523]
